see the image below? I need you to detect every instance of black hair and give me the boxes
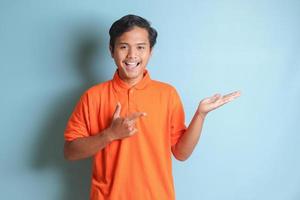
[109,14,158,53]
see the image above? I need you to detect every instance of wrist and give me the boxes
[102,128,115,143]
[196,110,207,120]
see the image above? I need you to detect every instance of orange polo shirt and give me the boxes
[64,70,186,200]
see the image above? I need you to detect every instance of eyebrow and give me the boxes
[117,42,148,45]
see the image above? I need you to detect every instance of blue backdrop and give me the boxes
[1,0,299,199]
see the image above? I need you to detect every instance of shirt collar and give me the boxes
[112,69,152,92]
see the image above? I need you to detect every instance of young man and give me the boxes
[64,14,241,200]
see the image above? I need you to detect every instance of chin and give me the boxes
[123,71,144,81]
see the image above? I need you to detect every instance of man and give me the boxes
[64,14,241,200]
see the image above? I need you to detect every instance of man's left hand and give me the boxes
[197,91,241,118]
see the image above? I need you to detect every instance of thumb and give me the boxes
[112,102,121,120]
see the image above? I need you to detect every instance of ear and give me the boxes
[149,48,153,57]
[109,45,114,58]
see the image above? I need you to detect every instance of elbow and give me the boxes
[64,149,78,161]
[64,150,72,161]
[175,156,188,162]
[171,146,189,162]
[64,141,76,161]
[64,147,72,161]
[174,153,189,162]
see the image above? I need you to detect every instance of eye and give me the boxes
[119,45,127,49]
[137,46,145,50]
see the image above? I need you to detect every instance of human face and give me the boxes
[111,27,152,86]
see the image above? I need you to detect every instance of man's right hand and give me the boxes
[64,102,146,160]
[107,102,146,141]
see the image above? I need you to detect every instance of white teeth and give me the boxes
[126,62,137,65]
[125,61,139,69]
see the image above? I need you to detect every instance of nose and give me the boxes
[127,47,137,59]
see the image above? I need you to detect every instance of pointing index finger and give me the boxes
[126,112,147,121]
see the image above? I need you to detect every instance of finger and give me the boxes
[208,91,241,109]
[128,126,134,132]
[127,112,147,121]
[129,128,138,136]
[224,96,239,103]
[220,97,235,105]
[112,102,121,120]
[208,93,221,103]
[218,93,240,106]
[124,119,136,127]
[124,118,136,127]
[127,123,136,131]
[223,91,241,99]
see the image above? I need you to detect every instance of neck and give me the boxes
[118,70,146,87]
[123,76,143,87]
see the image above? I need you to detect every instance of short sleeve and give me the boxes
[64,92,91,141]
[170,88,186,147]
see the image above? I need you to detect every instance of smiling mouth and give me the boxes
[124,61,140,70]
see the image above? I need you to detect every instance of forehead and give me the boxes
[116,27,149,44]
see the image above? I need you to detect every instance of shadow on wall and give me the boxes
[32,21,110,200]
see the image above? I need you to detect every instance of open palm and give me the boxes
[198,91,241,117]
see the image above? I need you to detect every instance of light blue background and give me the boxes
[1,0,299,199]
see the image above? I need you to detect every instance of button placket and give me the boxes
[128,88,135,113]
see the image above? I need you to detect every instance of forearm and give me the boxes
[64,129,113,161]
[172,111,206,161]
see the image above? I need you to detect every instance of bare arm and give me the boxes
[64,102,146,161]
[172,91,241,161]
[64,129,113,160]
[172,111,205,161]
